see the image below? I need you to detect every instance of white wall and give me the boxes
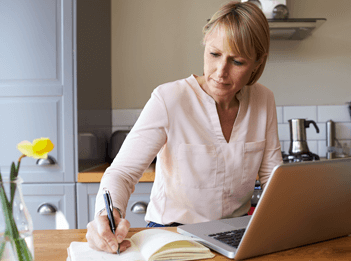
[262,0,351,106]
[111,0,351,109]
[111,0,225,109]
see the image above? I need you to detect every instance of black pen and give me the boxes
[103,188,120,255]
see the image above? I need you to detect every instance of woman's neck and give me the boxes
[195,75,238,110]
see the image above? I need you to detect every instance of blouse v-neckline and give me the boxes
[190,74,244,144]
[217,104,240,143]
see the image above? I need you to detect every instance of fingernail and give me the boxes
[111,244,118,252]
[117,235,123,243]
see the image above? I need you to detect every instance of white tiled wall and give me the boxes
[111,109,142,132]
[112,105,351,158]
[277,105,351,157]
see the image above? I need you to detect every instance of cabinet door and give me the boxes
[76,183,100,229]
[22,183,76,230]
[0,0,75,183]
[76,183,152,229]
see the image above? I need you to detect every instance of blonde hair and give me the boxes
[203,1,270,85]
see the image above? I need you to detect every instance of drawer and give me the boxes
[125,193,150,228]
[21,183,76,230]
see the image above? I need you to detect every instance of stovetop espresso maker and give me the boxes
[288,119,319,155]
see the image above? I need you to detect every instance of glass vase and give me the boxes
[0,177,34,261]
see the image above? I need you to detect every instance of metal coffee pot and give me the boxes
[288,119,319,155]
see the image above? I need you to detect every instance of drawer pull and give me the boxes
[36,155,56,165]
[131,202,148,214]
[37,203,56,215]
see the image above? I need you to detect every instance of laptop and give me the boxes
[177,158,351,260]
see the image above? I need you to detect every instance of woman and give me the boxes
[86,1,282,254]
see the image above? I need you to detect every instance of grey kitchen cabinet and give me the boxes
[0,0,77,229]
[22,184,76,230]
[77,182,153,229]
[76,183,100,229]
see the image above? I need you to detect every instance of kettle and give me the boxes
[288,119,319,155]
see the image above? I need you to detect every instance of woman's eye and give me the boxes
[210,52,219,57]
[232,59,243,66]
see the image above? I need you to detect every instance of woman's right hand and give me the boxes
[86,208,131,253]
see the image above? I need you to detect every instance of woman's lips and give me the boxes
[212,78,230,86]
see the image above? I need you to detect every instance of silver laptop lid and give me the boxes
[235,158,351,260]
[178,158,351,260]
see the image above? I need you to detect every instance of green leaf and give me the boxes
[0,180,10,212]
[0,230,11,260]
[10,162,18,208]
[10,162,18,180]
[0,241,6,260]
[0,180,20,238]
[12,237,33,261]
[0,173,7,260]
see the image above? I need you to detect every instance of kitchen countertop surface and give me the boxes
[78,157,334,183]
[78,162,264,183]
[78,163,155,183]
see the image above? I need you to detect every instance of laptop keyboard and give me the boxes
[208,228,246,248]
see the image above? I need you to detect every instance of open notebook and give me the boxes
[68,228,214,261]
[178,158,351,260]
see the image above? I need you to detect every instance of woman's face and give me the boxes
[203,26,262,101]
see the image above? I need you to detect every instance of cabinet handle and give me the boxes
[36,155,56,165]
[37,203,57,215]
[131,202,148,214]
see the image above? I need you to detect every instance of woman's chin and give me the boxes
[210,84,237,96]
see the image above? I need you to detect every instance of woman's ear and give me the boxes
[254,53,267,71]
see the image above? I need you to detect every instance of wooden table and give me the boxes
[33,228,351,260]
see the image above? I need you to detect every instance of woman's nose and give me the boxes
[217,59,229,78]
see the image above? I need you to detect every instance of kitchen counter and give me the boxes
[78,163,261,183]
[34,228,351,261]
[78,158,338,183]
[78,163,155,183]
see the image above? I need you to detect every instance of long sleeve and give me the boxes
[95,90,168,217]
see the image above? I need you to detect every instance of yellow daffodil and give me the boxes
[17,138,54,159]
[0,138,52,260]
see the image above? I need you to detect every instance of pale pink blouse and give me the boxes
[95,75,282,224]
